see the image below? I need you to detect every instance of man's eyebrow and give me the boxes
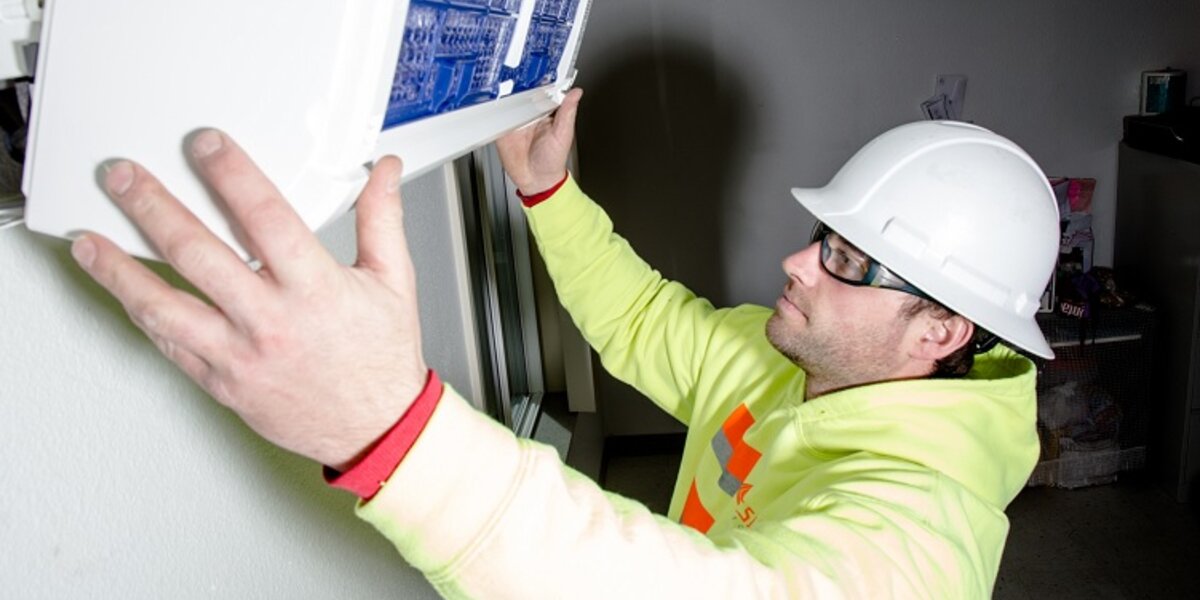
[834,235,867,257]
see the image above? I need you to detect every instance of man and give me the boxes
[71,89,1058,598]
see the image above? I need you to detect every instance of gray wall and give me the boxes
[0,169,470,598]
[572,0,1200,435]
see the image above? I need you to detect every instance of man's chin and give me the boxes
[764,316,802,365]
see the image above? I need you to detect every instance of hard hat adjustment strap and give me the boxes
[973,329,1000,355]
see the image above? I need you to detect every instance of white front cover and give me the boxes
[23,0,399,260]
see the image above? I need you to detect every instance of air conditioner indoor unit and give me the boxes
[7,0,590,260]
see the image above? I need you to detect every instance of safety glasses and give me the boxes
[810,222,931,300]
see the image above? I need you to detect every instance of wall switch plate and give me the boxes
[933,74,968,119]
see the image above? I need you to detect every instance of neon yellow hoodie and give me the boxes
[358,176,1040,598]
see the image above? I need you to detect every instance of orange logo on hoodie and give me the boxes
[681,404,763,533]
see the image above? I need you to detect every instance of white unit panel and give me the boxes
[22,0,591,261]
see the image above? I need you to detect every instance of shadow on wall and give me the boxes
[573,36,755,436]
[575,36,753,306]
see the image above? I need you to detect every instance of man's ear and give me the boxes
[911,313,975,361]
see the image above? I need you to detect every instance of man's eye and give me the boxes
[830,249,865,278]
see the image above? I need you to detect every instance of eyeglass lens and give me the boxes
[821,233,872,282]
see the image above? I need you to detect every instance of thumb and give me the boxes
[355,156,411,287]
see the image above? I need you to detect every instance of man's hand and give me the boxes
[70,130,428,471]
[496,88,582,195]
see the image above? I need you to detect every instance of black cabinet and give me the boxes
[1115,142,1200,503]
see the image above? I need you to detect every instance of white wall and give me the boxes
[573,0,1200,435]
[0,169,472,598]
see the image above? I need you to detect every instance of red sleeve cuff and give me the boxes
[324,370,444,500]
[516,172,569,208]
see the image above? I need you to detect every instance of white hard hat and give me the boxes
[792,121,1060,359]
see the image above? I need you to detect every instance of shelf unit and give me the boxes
[1028,307,1155,488]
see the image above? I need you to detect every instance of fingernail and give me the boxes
[105,161,135,196]
[71,236,96,269]
[387,172,401,194]
[192,129,224,158]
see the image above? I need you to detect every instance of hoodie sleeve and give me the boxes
[356,384,994,599]
[521,175,724,425]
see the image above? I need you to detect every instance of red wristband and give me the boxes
[324,370,444,500]
[516,172,569,208]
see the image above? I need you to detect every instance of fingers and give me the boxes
[553,88,583,142]
[72,232,238,362]
[355,156,413,291]
[101,160,267,316]
[149,334,217,393]
[187,129,338,285]
[494,120,534,178]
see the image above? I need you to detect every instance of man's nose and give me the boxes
[782,241,822,287]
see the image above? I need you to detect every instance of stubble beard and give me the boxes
[765,308,907,393]
[766,312,835,378]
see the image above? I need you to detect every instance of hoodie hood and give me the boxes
[794,344,1040,508]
